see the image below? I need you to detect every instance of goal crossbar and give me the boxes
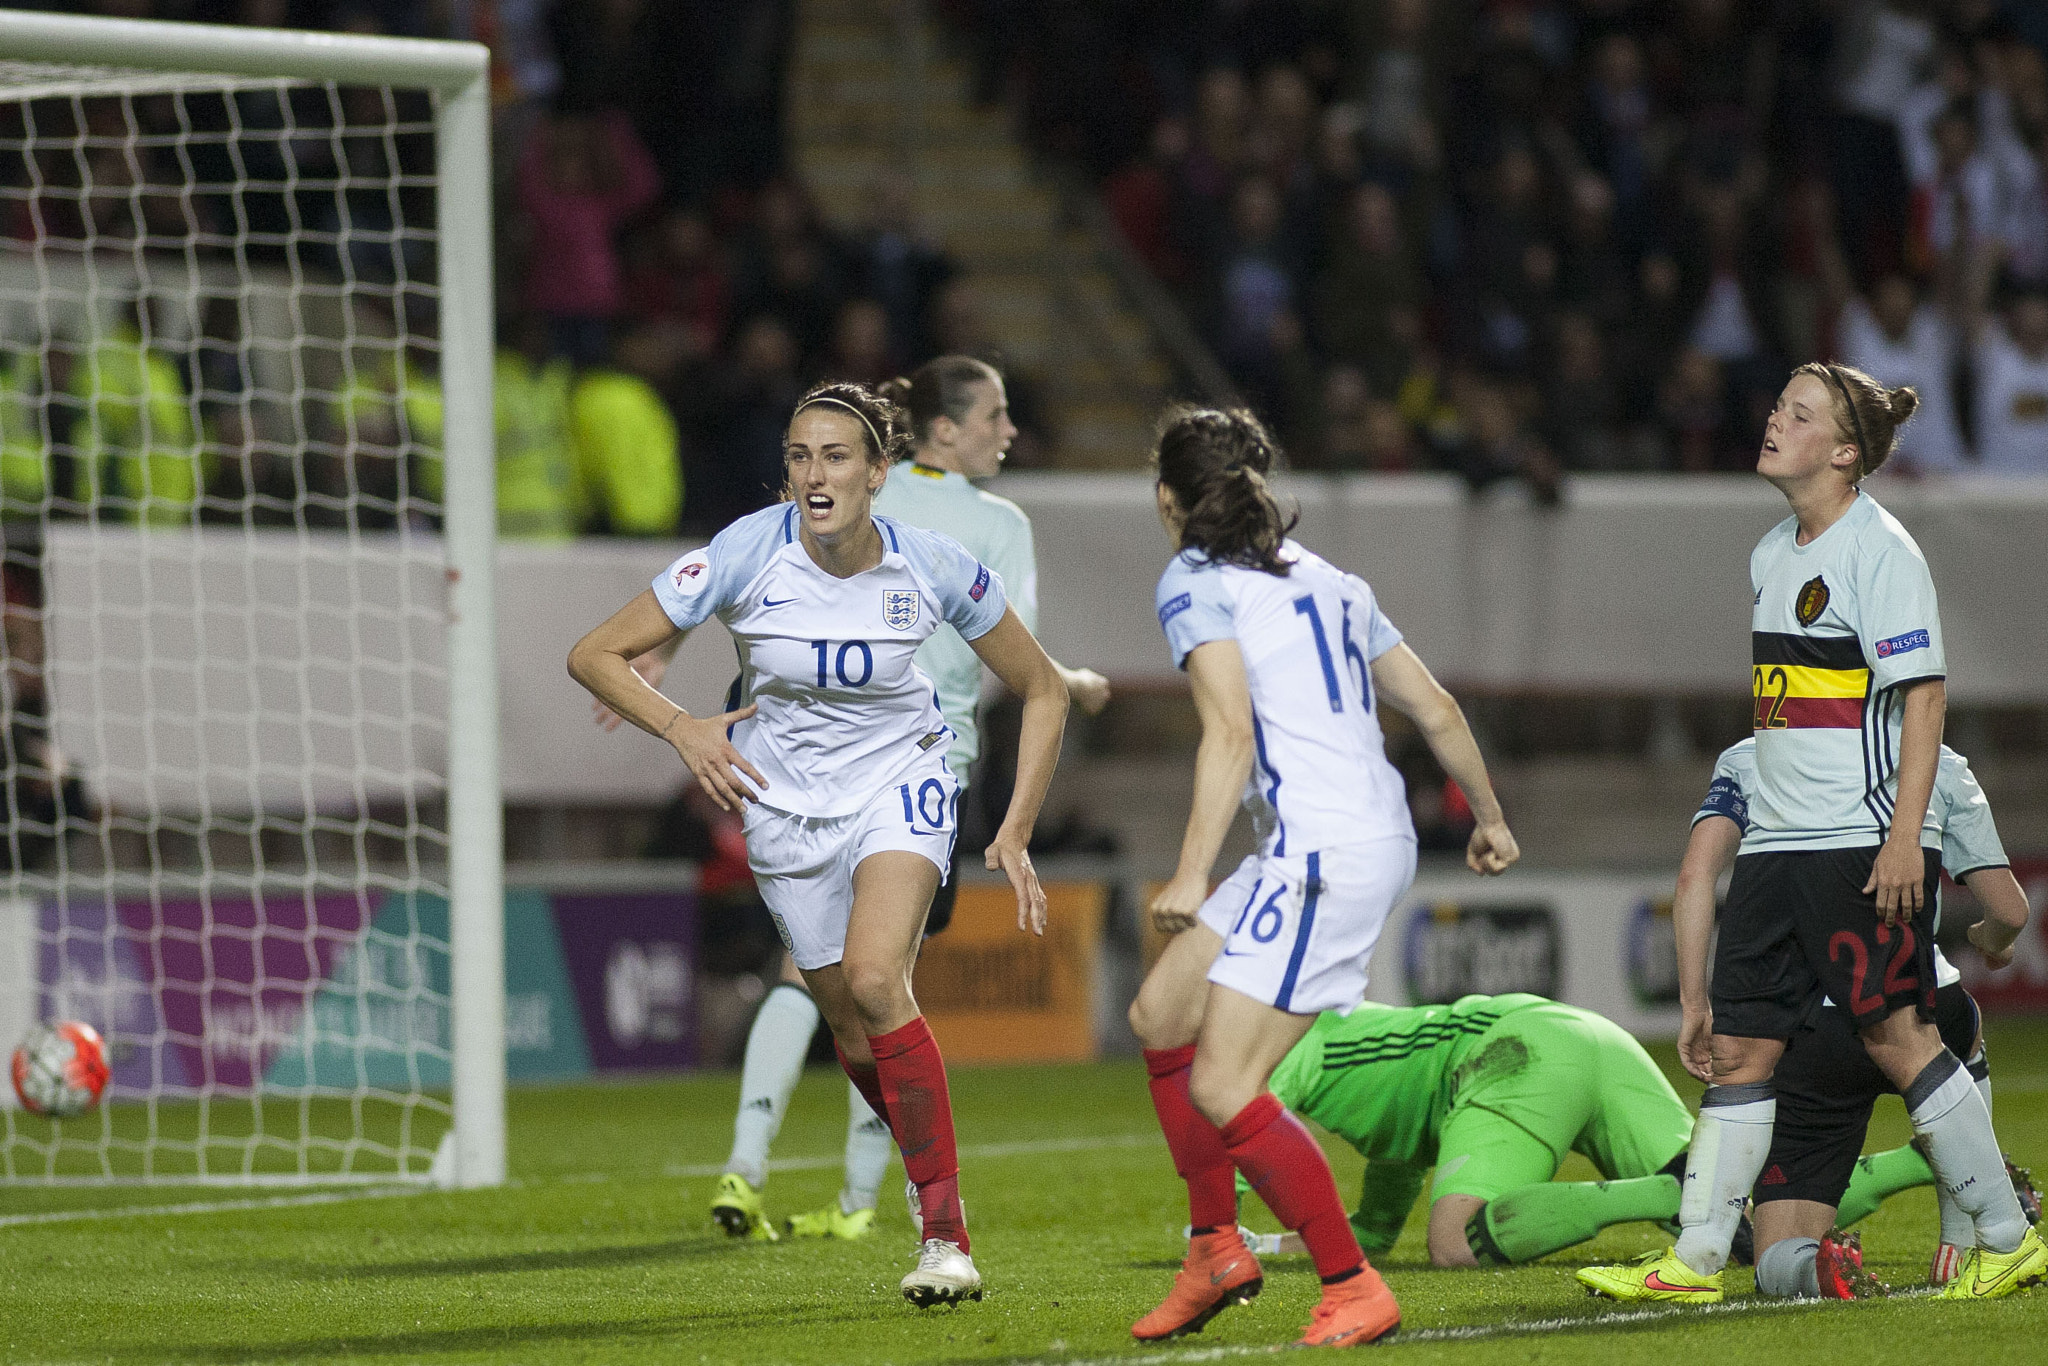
[0,10,504,1190]
[0,12,485,91]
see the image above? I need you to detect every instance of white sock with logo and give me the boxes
[724,983,819,1189]
[840,1078,894,1213]
[1672,1082,1776,1277]
[1907,1051,2026,1255]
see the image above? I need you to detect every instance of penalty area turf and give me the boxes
[3,1020,2047,1364]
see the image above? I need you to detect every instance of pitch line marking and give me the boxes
[1045,1290,1932,1365]
[661,1130,1163,1179]
[0,1183,426,1229]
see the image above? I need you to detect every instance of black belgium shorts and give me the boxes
[1755,982,1980,1208]
[1711,845,1941,1040]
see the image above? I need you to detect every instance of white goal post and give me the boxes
[0,12,502,1188]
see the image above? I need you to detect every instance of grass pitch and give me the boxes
[5,1021,2048,1365]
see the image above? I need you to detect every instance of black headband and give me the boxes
[1822,365,1871,478]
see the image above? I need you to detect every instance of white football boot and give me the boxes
[902,1237,983,1306]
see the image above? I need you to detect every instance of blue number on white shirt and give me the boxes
[810,639,875,688]
[1341,602,1371,711]
[1293,595,1343,713]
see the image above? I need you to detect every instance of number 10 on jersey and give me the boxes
[812,639,874,688]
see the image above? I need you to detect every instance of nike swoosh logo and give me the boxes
[1210,1261,1246,1285]
[1642,1273,1714,1293]
[762,597,797,608]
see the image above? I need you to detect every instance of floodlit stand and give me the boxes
[0,11,502,1188]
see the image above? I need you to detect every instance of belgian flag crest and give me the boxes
[1795,575,1830,626]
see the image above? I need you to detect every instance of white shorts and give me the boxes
[1198,839,1417,1014]
[742,756,959,970]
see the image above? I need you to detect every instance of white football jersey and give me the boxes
[653,504,1007,818]
[1156,540,1414,854]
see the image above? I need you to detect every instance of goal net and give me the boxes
[0,14,502,1189]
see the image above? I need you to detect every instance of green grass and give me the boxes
[4,1022,2048,1364]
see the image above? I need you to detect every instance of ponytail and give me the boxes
[878,355,1002,452]
[1794,361,1919,479]
[1152,405,1296,575]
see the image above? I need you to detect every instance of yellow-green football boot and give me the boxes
[711,1172,779,1242]
[1939,1226,2048,1300]
[786,1202,876,1240]
[1576,1247,1723,1303]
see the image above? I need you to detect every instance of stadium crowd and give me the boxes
[974,0,2048,483]
[1,0,994,538]
[6,0,2048,547]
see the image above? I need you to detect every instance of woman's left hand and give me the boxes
[1148,870,1210,936]
[987,829,1047,935]
[1864,837,1926,924]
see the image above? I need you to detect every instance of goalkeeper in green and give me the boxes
[1243,992,1928,1267]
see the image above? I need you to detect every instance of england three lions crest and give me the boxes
[883,589,921,631]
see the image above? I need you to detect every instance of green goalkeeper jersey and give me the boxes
[1266,993,1552,1167]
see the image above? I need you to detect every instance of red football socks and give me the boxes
[869,1016,968,1252]
[1143,1045,1239,1230]
[833,1040,888,1123]
[1222,1091,1365,1280]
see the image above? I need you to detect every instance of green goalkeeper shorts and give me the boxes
[1430,1003,1692,1203]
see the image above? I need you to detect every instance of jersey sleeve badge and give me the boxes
[670,554,709,593]
[1794,575,1830,626]
[883,589,921,631]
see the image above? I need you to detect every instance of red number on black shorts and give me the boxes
[1828,930,1885,1017]
[1882,923,1920,1000]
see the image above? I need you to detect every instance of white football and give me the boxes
[11,1021,111,1117]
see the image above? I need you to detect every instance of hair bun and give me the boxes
[1885,385,1920,425]
[876,376,913,406]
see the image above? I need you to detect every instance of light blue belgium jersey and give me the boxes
[871,462,1038,779]
[1747,492,1946,853]
[1699,737,2010,989]
[653,504,1006,818]
[1156,539,1414,854]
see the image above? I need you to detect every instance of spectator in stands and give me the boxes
[1453,144,1555,377]
[733,177,854,372]
[66,297,202,526]
[516,108,660,367]
[1354,0,1442,185]
[853,172,955,369]
[328,296,443,530]
[1657,346,1740,474]
[1919,99,2004,327]
[927,277,1051,469]
[1677,182,1779,441]
[1555,174,1634,340]
[570,324,684,536]
[1249,64,1318,263]
[1105,116,1198,289]
[1543,311,1634,473]
[0,348,51,520]
[622,207,732,360]
[1572,32,1664,255]
[1837,274,1970,472]
[493,314,580,539]
[1209,175,1299,406]
[1974,283,2048,473]
[823,298,894,388]
[1312,181,1424,397]
[683,313,801,532]
[1180,66,1251,256]
[1441,372,1560,504]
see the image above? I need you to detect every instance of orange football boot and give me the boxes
[1131,1228,1264,1340]
[1297,1266,1400,1348]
